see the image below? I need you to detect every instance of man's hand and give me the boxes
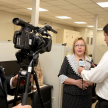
[12,74,25,87]
[12,103,31,108]
[74,79,89,90]
[78,67,85,74]
[91,63,97,67]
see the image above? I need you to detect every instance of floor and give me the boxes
[9,97,97,108]
[92,101,97,108]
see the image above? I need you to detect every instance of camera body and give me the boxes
[12,18,56,65]
[12,18,56,53]
[13,28,45,52]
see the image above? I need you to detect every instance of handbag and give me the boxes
[34,58,44,86]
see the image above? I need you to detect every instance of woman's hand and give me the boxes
[75,79,88,90]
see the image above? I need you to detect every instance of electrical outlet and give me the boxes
[52,97,56,101]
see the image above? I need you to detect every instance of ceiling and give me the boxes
[0,0,108,28]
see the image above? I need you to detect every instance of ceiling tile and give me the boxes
[44,6,63,11]
[76,12,93,16]
[0,6,12,11]
[104,8,108,11]
[76,3,99,8]
[0,0,24,4]
[15,9,31,13]
[0,0,108,28]
[41,0,59,1]
[65,0,93,4]
[0,1,9,5]
[53,10,71,14]
[15,3,32,8]
[83,15,95,19]
[19,0,32,3]
[85,7,108,14]
[45,0,70,6]
[39,11,60,16]
[58,4,79,10]
[68,8,89,13]
[1,4,23,9]
[40,1,53,7]
[92,0,108,3]
[85,7,105,12]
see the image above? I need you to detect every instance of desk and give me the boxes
[7,84,53,108]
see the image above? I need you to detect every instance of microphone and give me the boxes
[79,59,85,67]
[78,59,85,90]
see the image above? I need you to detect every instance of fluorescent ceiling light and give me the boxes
[97,2,108,7]
[27,8,48,11]
[87,25,94,27]
[74,22,87,24]
[55,16,71,19]
[97,28,103,30]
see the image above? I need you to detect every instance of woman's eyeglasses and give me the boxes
[74,44,85,47]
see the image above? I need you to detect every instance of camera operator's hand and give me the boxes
[12,103,31,108]
[12,74,25,87]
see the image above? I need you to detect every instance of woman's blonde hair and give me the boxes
[71,37,89,57]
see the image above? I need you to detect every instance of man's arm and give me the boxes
[78,52,108,83]
[6,75,25,95]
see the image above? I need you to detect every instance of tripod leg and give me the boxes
[13,73,21,106]
[33,71,45,108]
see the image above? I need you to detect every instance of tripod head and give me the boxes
[16,49,39,74]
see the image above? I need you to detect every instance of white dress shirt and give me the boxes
[81,51,108,100]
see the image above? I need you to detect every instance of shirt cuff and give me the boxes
[10,77,15,89]
[58,75,68,84]
[81,70,90,81]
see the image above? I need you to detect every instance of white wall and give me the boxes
[74,27,86,39]
[95,46,108,63]
[96,30,106,46]
[0,10,31,41]
[0,41,19,61]
[39,19,74,43]
[0,10,74,43]
[39,44,66,108]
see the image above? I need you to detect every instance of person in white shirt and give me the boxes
[78,23,108,108]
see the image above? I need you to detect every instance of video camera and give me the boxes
[12,18,57,107]
[13,18,57,53]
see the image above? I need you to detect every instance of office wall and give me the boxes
[95,46,108,63]
[96,30,106,46]
[74,27,93,41]
[74,27,86,39]
[0,10,31,41]
[0,10,74,42]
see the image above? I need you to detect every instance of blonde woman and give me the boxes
[58,37,92,108]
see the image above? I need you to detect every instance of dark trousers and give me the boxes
[95,96,108,108]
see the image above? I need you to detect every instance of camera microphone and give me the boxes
[79,59,85,67]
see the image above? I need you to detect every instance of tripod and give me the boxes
[13,51,45,108]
